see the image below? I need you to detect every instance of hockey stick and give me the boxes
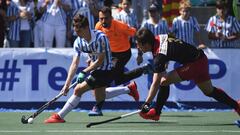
[21,81,77,124]
[86,110,141,128]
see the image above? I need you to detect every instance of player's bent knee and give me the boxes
[160,78,169,86]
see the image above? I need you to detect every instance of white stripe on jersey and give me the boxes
[142,19,169,36]
[115,9,138,28]
[158,34,168,55]
[71,0,95,30]
[73,30,113,70]
[205,15,240,48]
[171,16,200,45]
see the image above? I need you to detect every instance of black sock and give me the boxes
[95,100,105,110]
[208,87,238,109]
[155,85,170,115]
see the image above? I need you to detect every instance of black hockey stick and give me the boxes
[86,110,141,128]
[21,81,77,124]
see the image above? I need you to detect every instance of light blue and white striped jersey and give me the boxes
[205,15,240,48]
[115,9,138,28]
[141,19,169,36]
[71,0,95,30]
[171,16,200,45]
[74,30,113,71]
[7,1,20,41]
[38,0,71,25]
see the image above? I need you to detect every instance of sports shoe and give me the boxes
[235,120,240,128]
[127,81,139,101]
[142,63,153,74]
[88,106,103,116]
[44,113,65,123]
[139,108,160,121]
[235,100,240,116]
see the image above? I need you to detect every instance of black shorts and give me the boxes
[85,70,114,89]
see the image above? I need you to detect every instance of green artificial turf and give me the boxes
[0,111,239,135]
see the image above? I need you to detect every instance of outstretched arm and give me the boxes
[62,55,79,95]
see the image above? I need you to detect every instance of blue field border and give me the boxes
[0,101,231,110]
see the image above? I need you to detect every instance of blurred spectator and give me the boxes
[38,0,71,48]
[34,0,44,47]
[171,0,205,48]
[205,0,240,48]
[137,3,169,65]
[141,3,169,36]
[66,0,99,47]
[0,0,7,47]
[7,0,34,47]
[115,0,138,47]
[115,0,138,29]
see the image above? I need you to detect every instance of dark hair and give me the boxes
[104,0,113,8]
[73,14,89,29]
[136,28,155,46]
[216,0,227,9]
[99,6,112,16]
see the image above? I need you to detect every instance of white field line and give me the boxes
[0,130,240,133]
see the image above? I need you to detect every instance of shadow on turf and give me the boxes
[162,114,204,118]
[180,123,235,126]
[112,121,178,124]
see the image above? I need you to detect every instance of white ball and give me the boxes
[28,118,34,124]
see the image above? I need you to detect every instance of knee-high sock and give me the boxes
[58,95,81,118]
[208,87,238,109]
[105,86,129,99]
[155,85,170,115]
[95,100,105,110]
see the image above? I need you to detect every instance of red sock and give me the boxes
[209,87,238,110]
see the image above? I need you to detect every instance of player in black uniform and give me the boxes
[135,28,240,121]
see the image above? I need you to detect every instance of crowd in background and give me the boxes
[0,0,240,48]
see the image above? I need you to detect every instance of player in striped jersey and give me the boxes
[171,0,205,48]
[136,28,240,121]
[44,14,146,123]
[205,0,240,48]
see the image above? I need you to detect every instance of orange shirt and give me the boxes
[95,20,136,52]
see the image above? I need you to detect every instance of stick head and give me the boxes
[21,115,28,124]
[86,123,92,128]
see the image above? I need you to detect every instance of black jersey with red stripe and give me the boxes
[152,35,203,73]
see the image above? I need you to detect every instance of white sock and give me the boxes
[58,95,81,118]
[105,86,130,99]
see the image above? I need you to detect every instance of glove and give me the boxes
[141,102,150,113]
[77,71,86,83]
